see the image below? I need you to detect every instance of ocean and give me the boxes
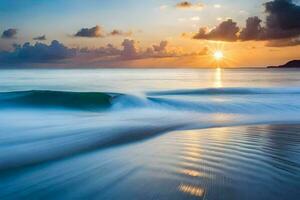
[0,68,300,199]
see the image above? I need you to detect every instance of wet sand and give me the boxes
[1,124,300,200]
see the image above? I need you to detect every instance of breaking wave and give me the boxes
[0,90,119,110]
[1,88,300,114]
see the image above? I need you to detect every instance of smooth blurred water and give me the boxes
[1,68,300,92]
[0,68,300,199]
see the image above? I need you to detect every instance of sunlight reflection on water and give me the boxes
[214,68,223,88]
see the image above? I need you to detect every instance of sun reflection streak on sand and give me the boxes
[178,183,205,197]
[175,127,233,198]
[179,169,205,177]
[176,131,207,198]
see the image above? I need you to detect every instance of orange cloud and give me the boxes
[176,1,204,10]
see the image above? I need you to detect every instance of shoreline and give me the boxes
[1,123,300,200]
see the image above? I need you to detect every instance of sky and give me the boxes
[0,0,300,68]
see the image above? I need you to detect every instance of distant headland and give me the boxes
[268,60,300,68]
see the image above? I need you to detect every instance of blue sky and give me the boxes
[0,0,263,46]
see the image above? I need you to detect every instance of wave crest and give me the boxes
[0,90,119,110]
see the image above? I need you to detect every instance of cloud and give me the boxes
[193,19,239,41]
[120,40,207,60]
[80,39,180,61]
[33,35,47,41]
[266,38,300,47]
[176,1,204,9]
[121,39,139,59]
[80,44,121,57]
[159,5,168,10]
[239,17,264,41]
[191,0,300,46]
[240,0,300,41]
[74,25,105,38]
[74,26,131,38]
[263,0,300,39]
[0,40,76,63]
[0,39,207,66]
[1,28,17,39]
[153,41,168,52]
[176,1,192,8]
[109,29,132,37]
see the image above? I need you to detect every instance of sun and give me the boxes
[213,51,224,61]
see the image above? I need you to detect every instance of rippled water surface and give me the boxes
[1,124,300,200]
[0,68,300,199]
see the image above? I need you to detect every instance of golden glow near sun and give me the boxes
[207,42,229,68]
[213,51,224,61]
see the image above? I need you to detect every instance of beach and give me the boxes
[0,69,300,199]
[1,124,299,199]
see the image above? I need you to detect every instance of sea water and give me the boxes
[0,68,299,199]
